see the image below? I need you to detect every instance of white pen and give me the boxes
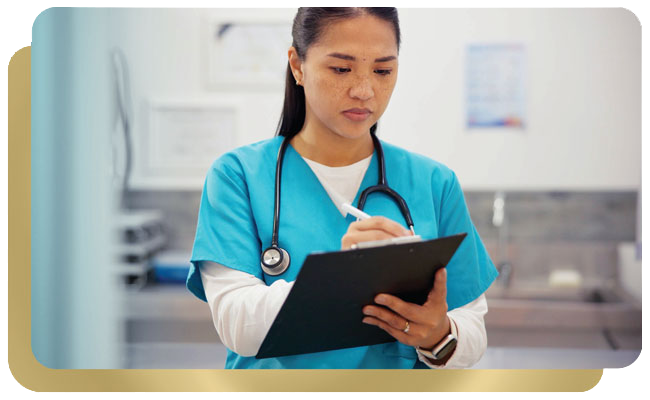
[342,203,421,249]
[341,203,372,220]
[342,202,417,237]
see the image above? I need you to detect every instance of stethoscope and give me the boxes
[260,132,416,276]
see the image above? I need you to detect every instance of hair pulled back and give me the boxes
[275,7,401,139]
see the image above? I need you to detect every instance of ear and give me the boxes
[287,46,304,84]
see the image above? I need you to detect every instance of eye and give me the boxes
[329,67,392,76]
[330,67,351,74]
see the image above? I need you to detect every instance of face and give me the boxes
[289,14,399,141]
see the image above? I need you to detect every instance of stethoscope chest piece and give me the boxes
[261,245,290,276]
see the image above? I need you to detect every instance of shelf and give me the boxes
[117,234,167,256]
[122,283,211,321]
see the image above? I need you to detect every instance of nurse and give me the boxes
[187,7,498,369]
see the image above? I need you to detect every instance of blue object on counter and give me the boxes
[152,250,192,283]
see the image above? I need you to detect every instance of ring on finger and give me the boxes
[403,320,410,333]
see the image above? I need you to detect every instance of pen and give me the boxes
[341,203,371,220]
[342,202,417,236]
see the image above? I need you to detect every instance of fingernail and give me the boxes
[375,295,386,304]
[362,318,371,324]
[363,307,374,316]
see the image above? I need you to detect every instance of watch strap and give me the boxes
[416,317,458,360]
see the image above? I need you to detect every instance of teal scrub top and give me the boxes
[187,136,498,369]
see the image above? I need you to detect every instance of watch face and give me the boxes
[263,248,281,266]
[434,338,457,360]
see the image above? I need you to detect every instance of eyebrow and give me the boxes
[326,52,397,62]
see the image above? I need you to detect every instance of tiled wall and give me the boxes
[465,192,637,242]
[124,190,638,287]
[465,191,638,288]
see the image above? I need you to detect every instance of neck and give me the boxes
[290,127,375,167]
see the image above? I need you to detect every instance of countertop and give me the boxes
[124,342,641,369]
[123,285,640,369]
[472,346,640,369]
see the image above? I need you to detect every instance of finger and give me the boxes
[341,230,396,249]
[348,230,397,243]
[349,216,411,237]
[362,304,412,332]
[426,267,448,305]
[373,293,428,324]
[362,316,417,347]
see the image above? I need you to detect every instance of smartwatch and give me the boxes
[416,334,457,360]
[416,319,458,361]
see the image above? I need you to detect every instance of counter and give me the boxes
[122,283,641,368]
[124,341,640,369]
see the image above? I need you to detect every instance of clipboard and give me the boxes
[256,232,467,359]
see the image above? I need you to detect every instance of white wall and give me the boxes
[384,8,640,191]
[109,8,641,191]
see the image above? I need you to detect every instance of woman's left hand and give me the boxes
[362,267,450,350]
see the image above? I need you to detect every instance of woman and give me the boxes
[187,7,498,369]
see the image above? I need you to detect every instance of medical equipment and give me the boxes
[260,132,416,276]
[116,209,166,288]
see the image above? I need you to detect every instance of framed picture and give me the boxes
[206,18,292,90]
[135,98,242,189]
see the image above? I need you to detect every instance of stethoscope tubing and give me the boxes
[271,138,291,247]
[358,132,415,231]
[263,132,415,275]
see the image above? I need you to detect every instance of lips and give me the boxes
[343,108,371,114]
[342,108,372,122]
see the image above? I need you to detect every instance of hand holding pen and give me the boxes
[339,203,413,251]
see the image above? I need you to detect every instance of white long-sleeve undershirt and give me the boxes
[199,261,488,368]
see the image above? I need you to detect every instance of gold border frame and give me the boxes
[8,46,603,391]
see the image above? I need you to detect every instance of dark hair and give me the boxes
[275,7,401,139]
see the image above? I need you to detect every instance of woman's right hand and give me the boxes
[341,216,412,250]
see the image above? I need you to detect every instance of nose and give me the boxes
[348,74,374,101]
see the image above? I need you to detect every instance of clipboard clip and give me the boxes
[350,235,422,250]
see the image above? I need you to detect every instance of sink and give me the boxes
[485,286,625,303]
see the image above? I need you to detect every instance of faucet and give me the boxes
[493,191,513,287]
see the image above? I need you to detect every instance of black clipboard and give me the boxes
[256,232,467,359]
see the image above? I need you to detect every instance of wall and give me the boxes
[384,8,640,190]
[107,8,640,191]
[107,8,293,189]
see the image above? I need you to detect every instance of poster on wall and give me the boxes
[465,43,526,129]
